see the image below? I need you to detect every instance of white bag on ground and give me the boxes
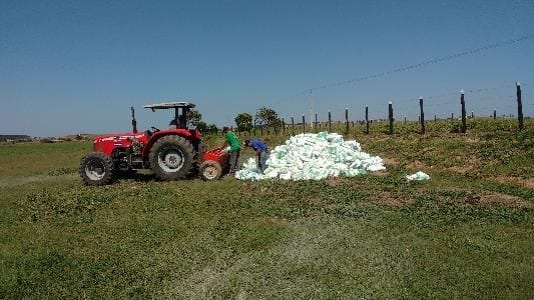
[406,171,430,181]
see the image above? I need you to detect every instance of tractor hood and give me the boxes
[93,132,147,143]
[92,132,149,154]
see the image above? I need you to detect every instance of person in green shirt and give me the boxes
[222,127,241,175]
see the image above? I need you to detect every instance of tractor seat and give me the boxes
[169,119,186,129]
[145,130,152,138]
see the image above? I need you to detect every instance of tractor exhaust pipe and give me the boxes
[131,106,137,133]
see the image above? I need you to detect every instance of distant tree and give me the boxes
[186,109,202,126]
[206,124,219,134]
[195,121,219,135]
[195,121,208,133]
[255,107,281,128]
[235,113,253,132]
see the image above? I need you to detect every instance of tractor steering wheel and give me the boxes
[151,126,160,132]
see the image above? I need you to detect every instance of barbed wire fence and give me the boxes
[233,80,530,136]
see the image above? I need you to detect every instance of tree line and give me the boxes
[187,107,282,134]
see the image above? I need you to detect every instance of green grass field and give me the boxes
[1,119,533,299]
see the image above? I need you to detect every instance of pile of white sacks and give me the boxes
[235,132,386,181]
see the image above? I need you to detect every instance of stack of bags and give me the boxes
[235,132,386,181]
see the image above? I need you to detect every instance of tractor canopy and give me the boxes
[144,101,196,129]
[143,101,195,111]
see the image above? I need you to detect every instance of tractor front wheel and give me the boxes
[149,135,194,180]
[199,160,223,181]
[80,152,114,185]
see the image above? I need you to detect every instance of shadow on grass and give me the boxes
[114,170,210,184]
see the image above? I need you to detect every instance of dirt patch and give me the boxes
[0,174,77,188]
[466,137,480,143]
[324,177,346,186]
[431,188,530,209]
[447,165,471,174]
[491,176,534,190]
[375,191,413,207]
[406,160,426,170]
[239,182,262,197]
[370,170,389,176]
[479,193,530,209]
[382,157,399,166]
[266,217,289,225]
[447,155,481,174]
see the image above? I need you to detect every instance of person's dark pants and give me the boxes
[229,149,240,174]
[258,151,268,173]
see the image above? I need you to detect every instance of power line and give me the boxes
[273,33,533,107]
[315,33,533,92]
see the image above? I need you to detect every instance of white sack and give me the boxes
[235,132,386,181]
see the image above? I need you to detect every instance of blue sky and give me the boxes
[1,0,533,137]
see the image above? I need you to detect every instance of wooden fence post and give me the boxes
[460,90,467,133]
[493,109,497,120]
[314,112,318,133]
[282,118,285,134]
[328,110,332,132]
[345,108,349,134]
[388,101,394,135]
[434,114,437,122]
[291,116,295,134]
[365,106,369,134]
[517,82,524,131]
[302,115,306,133]
[419,96,426,134]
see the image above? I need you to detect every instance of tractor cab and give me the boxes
[144,101,195,129]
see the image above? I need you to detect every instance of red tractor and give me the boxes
[79,102,229,185]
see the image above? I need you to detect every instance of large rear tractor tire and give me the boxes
[187,140,206,178]
[149,135,194,180]
[80,152,114,186]
[195,141,206,164]
[199,160,223,181]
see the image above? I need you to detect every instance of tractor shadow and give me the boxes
[114,170,202,184]
[115,171,156,183]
